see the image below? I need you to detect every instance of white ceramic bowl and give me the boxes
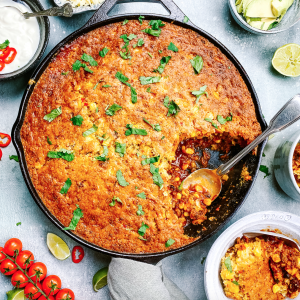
[274,130,300,201]
[228,0,300,34]
[53,0,104,14]
[204,211,300,300]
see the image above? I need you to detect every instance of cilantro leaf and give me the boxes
[47,136,52,145]
[217,114,233,125]
[83,124,98,137]
[70,115,83,126]
[259,165,271,178]
[139,76,161,85]
[125,124,147,136]
[99,47,109,57]
[165,238,175,247]
[204,118,218,129]
[60,178,72,194]
[122,19,129,25]
[137,205,145,216]
[102,85,111,87]
[61,71,69,76]
[116,169,129,187]
[168,42,178,52]
[72,60,83,71]
[115,142,126,157]
[149,20,165,30]
[143,118,161,132]
[133,38,144,48]
[81,53,98,67]
[109,196,122,206]
[233,281,239,286]
[9,155,19,162]
[16,222,21,226]
[224,257,232,272]
[106,103,122,116]
[192,85,208,103]
[82,64,93,73]
[43,107,62,122]
[94,146,109,161]
[268,21,279,30]
[116,72,137,103]
[116,71,129,83]
[63,204,83,231]
[155,56,171,74]
[201,257,206,265]
[128,34,137,40]
[183,16,189,23]
[190,55,203,74]
[0,40,9,49]
[138,15,145,24]
[138,222,149,236]
[163,96,180,117]
[96,133,109,142]
[142,28,161,37]
[137,192,146,199]
[130,86,137,104]
[150,163,164,189]
[146,87,151,93]
[141,156,160,166]
[47,149,75,162]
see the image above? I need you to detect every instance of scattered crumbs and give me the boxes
[201,257,206,265]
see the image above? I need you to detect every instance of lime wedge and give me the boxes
[272,43,300,77]
[93,267,109,292]
[47,233,70,260]
[6,289,25,300]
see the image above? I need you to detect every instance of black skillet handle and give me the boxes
[81,0,186,29]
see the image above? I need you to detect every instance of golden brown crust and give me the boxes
[21,20,261,253]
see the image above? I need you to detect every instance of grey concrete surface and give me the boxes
[1,0,300,299]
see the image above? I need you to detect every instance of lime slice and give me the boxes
[6,289,25,300]
[93,267,109,292]
[272,43,300,77]
[47,233,70,260]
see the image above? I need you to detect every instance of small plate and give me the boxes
[204,211,300,300]
[53,0,104,14]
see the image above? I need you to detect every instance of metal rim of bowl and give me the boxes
[288,130,300,195]
[0,0,50,81]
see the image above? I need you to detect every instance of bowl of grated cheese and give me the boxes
[53,0,105,14]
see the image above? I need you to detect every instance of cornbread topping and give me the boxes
[292,143,300,187]
[21,19,261,253]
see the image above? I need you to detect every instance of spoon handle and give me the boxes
[217,94,300,175]
[23,3,73,19]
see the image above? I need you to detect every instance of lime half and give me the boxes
[47,233,70,260]
[93,267,109,292]
[6,289,25,300]
[272,43,300,77]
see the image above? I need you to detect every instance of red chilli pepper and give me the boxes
[4,48,17,64]
[0,133,11,148]
[0,48,10,60]
[72,246,84,263]
[0,149,2,160]
[0,60,5,72]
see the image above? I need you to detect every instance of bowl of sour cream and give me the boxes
[0,0,50,80]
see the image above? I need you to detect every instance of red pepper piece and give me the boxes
[0,48,10,60]
[4,48,17,64]
[72,246,84,263]
[0,60,5,72]
[0,149,2,160]
[0,133,12,148]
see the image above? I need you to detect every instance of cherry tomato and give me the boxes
[16,250,34,269]
[0,258,17,275]
[4,238,22,256]
[0,247,6,262]
[28,262,47,282]
[11,270,29,288]
[42,275,61,296]
[38,296,54,300]
[24,282,42,299]
[55,289,75,300]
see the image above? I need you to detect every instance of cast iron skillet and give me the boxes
[12,0,267,264]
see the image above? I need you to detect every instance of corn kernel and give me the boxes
[253,247,261,257]
[227,282,239,294]
[273,284,280,294]
[222,174,229,181]
[177,193,182,199]
[175,177,180,181]
[182,163,189,170]
[179,203,184,209]
[195,185,203,192]
[221,269,234,280]
[185,148,194,154]
[184,212,189,217]
[203,198,212,206]
[213,91,220,99]
[194,193,200,199]
[272,254,281,263]
[182,190,189,197]
[191,132,196,138]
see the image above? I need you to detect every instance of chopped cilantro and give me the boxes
[102,84,111,88]
[138,15,145,24]
[122,19,129,25]
[72,60,93,73]
[70,115,83,126]
[115,71,137,103]
[165,238,175,247]
[154,56,171,74]
[233,281,239,286]
[192,85,208,103]
[9,155,19,162]
[60,178,72,194]
[201,257,206,265]
[61,71,69,76]
[163,96,180,117]
[204,118,218,129]
[120,34,136,60]
[125,124,147,136]
[99,47,109,57]
[96,107,99,113]
[158,50,163,54]
[139,236,147,241]
[148,52,153,58]
[142,28,161,37]
[94,146,109,161]
[0,39,9,49]
[183,16,189,23]
[116,169,129,187]
[217,114,232,125]
[116,71,129,83]
[260,165,271,178]
[168,42,178,52]
[190,55,203,74]
[143,118,161,131]
[83,124,98,137]
[96,133,109,142]
[16,222,21,226]
[47,136,52,145]
[138,221,149,236]
[178,181,183,191]
[63,204,83,231]
[150,163,164,189]
[137,192,146,199]
[141,155,160,166]
[268,21,279,30]
[81,53,98,66]
[224,257,232,272]
[263,153,266,157]
[133,38,144,48]
[139,76,161,85]
[115,142,126,157]
[137,205,145,216]
[161,136,165,140]
[43,107,62,122]
[109,196,122,206]
[149,19,165,29]
[47,149,75,162]
[146,87,151,93]
[105,103,122,116]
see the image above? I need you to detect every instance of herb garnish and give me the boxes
[137,192,146,199]
[109,196,122,206]
[116,169,129,186]
[137,205,145,216]
[201,257,206,265]
[115,71,137,103]
[268,21,279,30]
[141,156,160,166]
[143,118,161,131]
[81,53,98,66]
[63,204,83,231]
[183,16,189,23]
[233,281,239,286]
[154,56,171,74]
[70,115,83,126]
[61,71,69,76]
[168,42,178,52]
[122,19,129,25]
[146,87,151,93]
[224,257,232,272]
[190,55,203,74]
[161,136,165,140]
[43,107,62,122]
[72,60,93,73]
[259,165,271,178]
[139,76,161,85]
[83,124,98,137]
[115,142,126,157]
[158,50,163,54]
[142,20,165,37]
[47,136,52,145]
[47,149,75,162]
[125,124,147,136]
[192,85,208,103]
[0,40,9,49]
[133,38,144,48]
[138,222,149,236]
[94,146,109,161]
[120,34,136,60]
[9,155,19,162]
[102,84,111,88]
[165,238,175,247]
[105,103,122,116]
[97,133,109,142]
[16,222,21,226]
[60,178,72,194]
[217,114,232,125]
[138,15,145,24]
[99,47,109,57]
[148,52,153,58]
[150,163,164,189]
[163,96,180,117]
[204,118,218,129]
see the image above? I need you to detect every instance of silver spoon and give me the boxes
[243,231,300,251]
[182,94,300,199]
[2,3,73,19]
